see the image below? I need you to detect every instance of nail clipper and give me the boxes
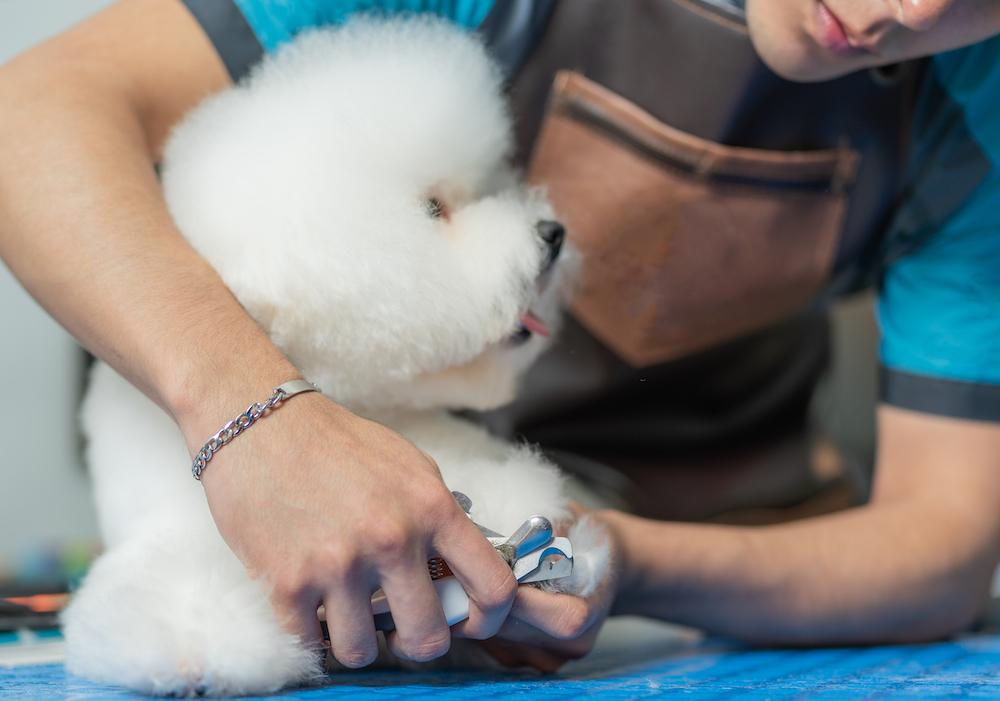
[363,491,573,633]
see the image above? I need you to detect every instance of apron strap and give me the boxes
[479,0,556,78]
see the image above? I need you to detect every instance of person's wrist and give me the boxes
[596,509,646,616]
[189,379,320,481]
[159,344,303,454]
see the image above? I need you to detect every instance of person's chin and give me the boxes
[757,45,865,82]
[747,7,871,82]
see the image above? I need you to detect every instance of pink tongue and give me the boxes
[520,310,550,337]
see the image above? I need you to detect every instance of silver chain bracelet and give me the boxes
[191,379,318,480]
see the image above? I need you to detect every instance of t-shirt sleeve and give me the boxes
[877,42,1000,423]
[182,0,496,81]
[878,180,1000,422]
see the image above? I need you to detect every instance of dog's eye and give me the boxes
[425,197,448,220]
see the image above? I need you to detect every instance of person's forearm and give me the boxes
[604,501,997,645]
[0,52,295,443]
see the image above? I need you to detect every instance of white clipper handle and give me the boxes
[435,576,471,626]
[370,577,470,630]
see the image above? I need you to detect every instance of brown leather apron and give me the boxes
[529,70,858,365]
[479,0,924,520]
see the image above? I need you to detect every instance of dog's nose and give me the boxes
[536,221,565,265]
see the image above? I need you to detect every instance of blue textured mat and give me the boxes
[5,623,1000,699]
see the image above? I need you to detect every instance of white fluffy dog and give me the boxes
[62,17,609,697]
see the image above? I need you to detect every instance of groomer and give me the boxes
[0,0,997,671]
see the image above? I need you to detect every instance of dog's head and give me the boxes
[161,18,571,411]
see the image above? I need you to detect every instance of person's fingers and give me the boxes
[493,616,597,660]
[491,616,548,645]
[435,510,516,640]
[380,556,451,662]
[321,583,379,668]
[477,637,521,667]
[269,586,325,650]
[477,637,569,673]
[507,586,594,641]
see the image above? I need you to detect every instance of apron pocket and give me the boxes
[529,71,859,367]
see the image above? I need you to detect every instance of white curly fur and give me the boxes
[63,17,610,696]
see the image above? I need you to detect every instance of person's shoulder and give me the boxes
[181,0,497,81]
[233,0,495,51]
[878,166,1000,423]
[876,37,1000,425]
[931,37,1000,165]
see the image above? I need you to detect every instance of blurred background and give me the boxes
[0,1,113,590]
[0,0,880,592]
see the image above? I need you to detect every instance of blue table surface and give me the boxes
[4,620,1000,700]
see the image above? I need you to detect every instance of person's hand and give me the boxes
[478,581,616,672]
[478,510,619,672]
[193,392,517,667]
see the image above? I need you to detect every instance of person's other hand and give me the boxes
[479,576,617,672]
[478,511,618,672]
[195,393,516,668]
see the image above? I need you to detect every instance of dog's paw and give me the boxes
[541,515,612,598]
[62,533,322,697]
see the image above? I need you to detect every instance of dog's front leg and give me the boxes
[62,522,322,697]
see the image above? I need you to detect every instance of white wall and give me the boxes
[0,1,113,569]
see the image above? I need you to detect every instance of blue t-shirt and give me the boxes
[231,0,494,50]
[878,42,1000,420]
[181,0,1000,422]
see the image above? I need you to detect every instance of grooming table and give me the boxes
[5,618,1000,699]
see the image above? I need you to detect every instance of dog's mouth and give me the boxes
[507,267,556,345]
[506,220,564,346]
[508,296,551,345]
[518,309,550,338]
